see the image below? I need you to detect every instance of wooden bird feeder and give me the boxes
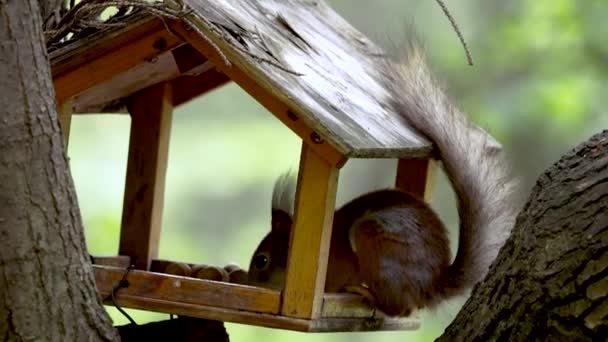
[50,0,437,333]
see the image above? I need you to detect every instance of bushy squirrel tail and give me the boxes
[379,43,518,297]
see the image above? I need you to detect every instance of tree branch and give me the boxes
[438,130,608,341]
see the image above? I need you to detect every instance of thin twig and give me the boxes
[433,0,474,66]
[45,0,191,46]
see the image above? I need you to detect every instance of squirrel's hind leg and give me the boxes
[352,219,424,317]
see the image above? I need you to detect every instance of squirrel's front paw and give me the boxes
[344,285,377,307]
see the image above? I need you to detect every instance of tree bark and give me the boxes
[438,130,608,341]
[0,1,118,341]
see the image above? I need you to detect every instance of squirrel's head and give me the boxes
[247,172,296,289]
[247,209,292,289]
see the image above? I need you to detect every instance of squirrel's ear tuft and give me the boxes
[272,171,297,217]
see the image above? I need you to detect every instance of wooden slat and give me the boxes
[94,265,280,314]
[53,23,182,103]
[91,255,132,268]
[173,0,434,159]
[321,293,375,318]
[102,294,310,331]
[281,143,339,318]
[70,47,182,114]
[71,44,229,113]
[50,14,156,76]
[119,83,173,270]
[169,21,346,167]
[172,67,230,107]
[94,266,419,332]
[309,315,419,332]
[57,100,73,146]
[395,159,438,201]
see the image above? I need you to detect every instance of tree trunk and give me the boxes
[438,130,608,341]
[0,1,118,341]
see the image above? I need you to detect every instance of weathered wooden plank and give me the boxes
[170,21,346,166]
[102,294,311,331]
[281,143,339,318]
[172,65,230,107]
[95,265,418,331]
[71,47,180,113]
[309,315,420,332]
[69,42,229,113]
[119,83,173,270]
[94,265,281,314]
[177,0,433,159]
[395,158,438,201]
[53,22,182,103]
[50,13,156,76]
[72,69,230,113]
[321,293,375,318]
[91,255,132,268]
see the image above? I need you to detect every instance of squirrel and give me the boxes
[247,45,517,317]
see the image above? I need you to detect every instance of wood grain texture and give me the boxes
[171,67,230,107]
[95,265,418,331]
[50,13,155,76]
[282,143,339,318]
[175,0,433,159]
[70,48,182,114]
[395,158,438,201]
[119,83,173,270]
[68,42,230,113]
[94,266,281,314]
[309,315,419,332]
[52,20,182,103]
[91,255,132,268]
[170,21,346,166]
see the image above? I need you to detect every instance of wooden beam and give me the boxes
[51,14,157,76]
[119,82,173,270]
[70,44,229,113]
[281,143,339,318]
[321,293,375,318]
[169,21,346,167]
[309,316,419,332]
[94,266,419,332]
[395,159,438,201]
[94,265,280,314]
[172,67,230,107]
[91,255,132,268]
[53,23,182,104]
[57,99,73,146]
[71,47,182,114]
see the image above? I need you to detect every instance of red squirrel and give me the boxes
[247,46,516,316]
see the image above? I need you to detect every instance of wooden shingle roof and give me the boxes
[179,0,431,159]
[51,0,435,160]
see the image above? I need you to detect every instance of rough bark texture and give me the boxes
[0,1,118,341]
[438,130,608,341]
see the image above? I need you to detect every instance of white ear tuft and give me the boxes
[272,170,297,217]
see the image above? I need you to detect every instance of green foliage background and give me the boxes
[67,1,607,341]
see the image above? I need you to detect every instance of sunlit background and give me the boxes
[66,0,607,341]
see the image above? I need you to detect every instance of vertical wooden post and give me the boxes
[57,100,73,146]
[281,143,339,319]
[395,158,437,201]
[119,82,173,270]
